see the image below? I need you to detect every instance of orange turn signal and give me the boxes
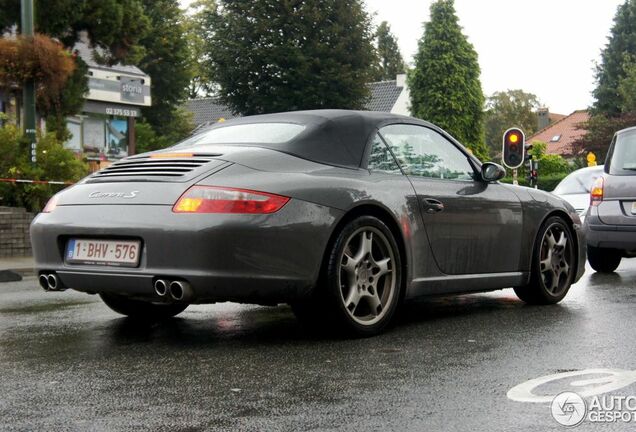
[150,153,194,159]
[590,177,604,206]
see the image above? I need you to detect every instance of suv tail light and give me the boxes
[173,186,290,214]
[590,177,604,206]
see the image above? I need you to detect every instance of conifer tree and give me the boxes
[203,0,376,115]
[374,21,405,81]
[593,0,636,116]
[409,0,488,160]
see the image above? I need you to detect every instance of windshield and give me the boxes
[608,129,636,175]
[553,168,603,194]
[175,123,306,148]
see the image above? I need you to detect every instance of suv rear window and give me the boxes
[607,129,636,175]
[553,168,603,194]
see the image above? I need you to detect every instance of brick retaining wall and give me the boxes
[0,207,35,257]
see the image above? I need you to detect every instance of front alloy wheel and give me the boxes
[514,216,575,304]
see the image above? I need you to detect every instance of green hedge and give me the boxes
[0,125,88,212]
[500,173,569,192]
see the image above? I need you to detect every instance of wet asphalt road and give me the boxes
[1,262,636,432]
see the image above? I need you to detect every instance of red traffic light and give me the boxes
[502,128,526,169]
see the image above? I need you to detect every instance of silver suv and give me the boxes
[585,126,636,272]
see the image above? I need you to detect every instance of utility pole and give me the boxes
[21,0,37,165]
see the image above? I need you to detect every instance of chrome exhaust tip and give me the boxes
[169,281,192,302]
[47,274,59,290]
[154,279,168,297]
[39,274,50,290]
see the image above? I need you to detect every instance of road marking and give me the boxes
[508,369,636,403]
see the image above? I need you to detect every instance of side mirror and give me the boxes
[481,162,506,182]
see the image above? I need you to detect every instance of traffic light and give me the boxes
[502,128,526,169]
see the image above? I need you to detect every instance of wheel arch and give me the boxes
[527,209,579,277]
[318,203,409,299]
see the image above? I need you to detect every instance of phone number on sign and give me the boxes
[105,108,139,117]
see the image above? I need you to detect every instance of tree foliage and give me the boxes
[373,21,405,81]
[0,0,150,64]
[618,57,636,113]
[202,0,377,115]
[135,108,193,153]
[593,0,636,116]
[0,1,152,139]
[525,141,571,177]
[484,89,540,156]
[185,0,217,98]
[44,58,89,141]
[580,1,636,159]
[0,34,84,140]
[572,112,636,161]
[0,35,75,99]
[137,0,193,141]
[408,0,487,161]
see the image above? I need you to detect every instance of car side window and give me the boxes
[367,133,402,174]
[379,124,475,181]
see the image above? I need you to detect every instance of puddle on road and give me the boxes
[0,300,93,315]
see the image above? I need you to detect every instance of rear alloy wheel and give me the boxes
[514,216,575,305]
[587,245,621,273]
[292,216,402,337]
[100,293,188,320]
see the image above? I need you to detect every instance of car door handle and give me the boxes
[423,198,445,214]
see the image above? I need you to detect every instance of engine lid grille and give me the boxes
[90,153,222,181]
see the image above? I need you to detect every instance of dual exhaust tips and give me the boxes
[154,279,193,302]
[39,273,65,291]
[39,272,191,301]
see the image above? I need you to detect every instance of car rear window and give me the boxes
[607,129,636,175]
[177,123,306,147]
[553,168,603,194]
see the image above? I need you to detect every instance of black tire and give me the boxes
[514,216,576,305]
[99,293,188,320]
[587,245,621,273]
[292,215,403,337]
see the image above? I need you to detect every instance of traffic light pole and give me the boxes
[513,169,518,186]
[21,0,37,165]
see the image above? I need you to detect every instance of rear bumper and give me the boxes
[584,210,636,250]
[30,200,342,304]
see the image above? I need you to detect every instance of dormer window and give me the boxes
[550,135,562,142]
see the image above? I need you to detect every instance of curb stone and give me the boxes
[0,270,23,283]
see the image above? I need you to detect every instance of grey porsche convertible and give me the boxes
[31,110,585,336]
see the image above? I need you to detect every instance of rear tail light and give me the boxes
[590,177,604,206]
[173,186,290,214]
[42,194,59,213]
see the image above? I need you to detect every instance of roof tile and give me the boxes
[528,110,590,156]
[185,79,405,128]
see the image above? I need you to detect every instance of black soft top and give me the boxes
[191,109,433,169]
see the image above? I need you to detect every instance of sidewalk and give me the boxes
[0,256,35,282]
